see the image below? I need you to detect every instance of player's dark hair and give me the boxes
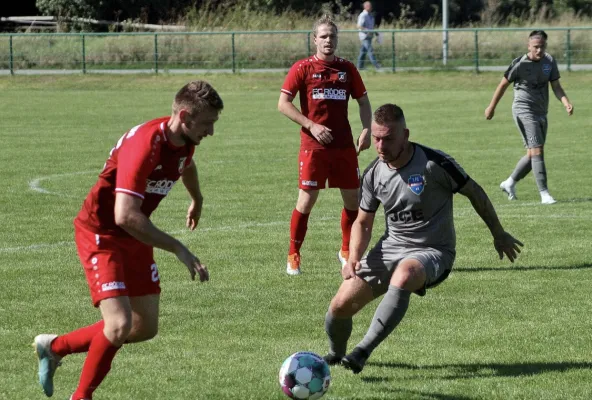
[529,30,547,40]
[173,80,224,116]
[374,104,405,126]
[313,14,338,37]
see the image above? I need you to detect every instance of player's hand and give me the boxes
[485,106,495,120]
[565,103,574,116]
[310,123,333,145]
[356,128,371,155]
[175,246,209,282]
[493,232,524,263]
[341,260,361,280]
[186,197,203,231]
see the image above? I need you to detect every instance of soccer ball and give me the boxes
[279,351,331,400]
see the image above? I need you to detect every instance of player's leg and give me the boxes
[343,249,453,374]
[529,116,555,203]
[501,113,532,200]
[71,296,132,400]
[324,277,375,364]
[287,149,327,275]
[126,294,160,343]
[332,148,361,268]
[338,189,359,268]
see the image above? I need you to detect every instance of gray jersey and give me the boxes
[359,143,469,252]
[504,53,560,115]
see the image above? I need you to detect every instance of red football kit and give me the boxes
[74,117,194,305]
[281,55,367,189]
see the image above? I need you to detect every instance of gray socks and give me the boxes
[531,154,548,192]
[356,285,411,356]
[325,312,352,357]
[510,155,532,182]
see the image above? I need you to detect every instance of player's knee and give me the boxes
[104,316,133,344]
[329,297,359,318]
[391,265,426,291]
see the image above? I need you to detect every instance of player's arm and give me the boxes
[342,209,375,279]
[114,193,208,281]
[356,94,373,153]
[458,178,523,262]
[550,80,574,115]
[485,77,511,120]
[181,159,203,230]
[278,92,333,145]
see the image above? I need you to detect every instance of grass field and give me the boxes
[1,72,591,400]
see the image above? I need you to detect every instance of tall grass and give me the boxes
[1,4,591,71]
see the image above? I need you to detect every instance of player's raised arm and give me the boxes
[485,77,511,120]
[458,178,523,262]
[182,159,203,230]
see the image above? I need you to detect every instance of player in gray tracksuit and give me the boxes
[485,30,573,204]
[323,103,523,373]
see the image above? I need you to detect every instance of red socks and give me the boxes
[340,208,358,252]
[289,209,310,255]
[71,331,120,400]
[51,321,105,357]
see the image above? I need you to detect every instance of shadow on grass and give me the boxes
[361,387,476,400]
[363,360,592,380]
[454,263,592,272]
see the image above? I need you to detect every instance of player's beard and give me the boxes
[181,133,200,146]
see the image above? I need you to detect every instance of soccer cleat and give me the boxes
[33,334,62,397]
[337,249,349,269]
[286,253,301,275]
[541,193,557,204]
[499,180,517,201]
[341,347,369,374]
[323,352,343,366]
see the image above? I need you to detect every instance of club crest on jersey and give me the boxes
[407,174,425,195]
[178,157,187,173]
[338,72,347,82]
[542,64,552,75]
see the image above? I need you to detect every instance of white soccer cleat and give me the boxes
[337,250,349,270]
[33,334,62,397]
[541,193,557,204]
[286,253,301,275]
[499,180,517,201]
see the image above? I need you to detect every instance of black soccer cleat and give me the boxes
[341,347,369,374]
[323,353,343,366]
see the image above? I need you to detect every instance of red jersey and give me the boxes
[281,55,367,150]
[75,117,194,236]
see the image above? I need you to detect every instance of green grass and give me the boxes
[1,72,591,400]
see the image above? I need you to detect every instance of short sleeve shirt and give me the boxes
[357,10,375,41]
[359,143,469,251]
[281,55,367,150]
[75,117,194,236]
[504,53,560,115]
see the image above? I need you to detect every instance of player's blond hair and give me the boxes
[374,104,406,127]
[313,14,338,37]
[173,80,224,116]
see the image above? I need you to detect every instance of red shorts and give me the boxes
[74,224,161,307]
[298,148,360,190]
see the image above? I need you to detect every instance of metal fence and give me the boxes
[1,27,591,74]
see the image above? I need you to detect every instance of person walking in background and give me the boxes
[485,30,573,204]
[33,81,223,399]
[278,15,373,275]
[357,1,381,70]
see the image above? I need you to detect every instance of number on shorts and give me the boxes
[151,263,160,282]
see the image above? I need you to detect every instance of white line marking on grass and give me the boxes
[0,217,336,253]
[29,170,97,196]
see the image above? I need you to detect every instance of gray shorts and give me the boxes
[512,111,548,148]
[356,242,455,297]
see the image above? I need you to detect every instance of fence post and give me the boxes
[474,30,479,73]
[154,34,159,74]
[81,34,86,74]
[307,32,311,56]
[231,33,236,73]
[566,29,571,72]
[9,35,13,75]
[391,31,396,72]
